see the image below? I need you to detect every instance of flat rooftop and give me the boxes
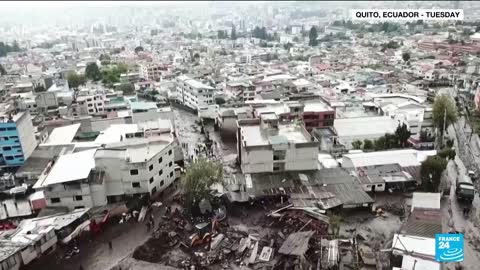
[95,136,173,163]
[241,123,310,147]
[334,116,398,137]
[35,149,97,187]
[254,100,333,116]
[42,123,81,146]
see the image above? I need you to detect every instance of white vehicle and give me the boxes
[174,165,183,180]
[9,184,28,196]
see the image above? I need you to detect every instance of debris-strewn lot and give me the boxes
[120,198,404,270]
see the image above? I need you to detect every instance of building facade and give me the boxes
[237,113,320,174]
[0,111,37,168]
[176,75,218,118]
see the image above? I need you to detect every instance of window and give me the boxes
[88,109,94,113]
[168,149,172,155]
[160,180,164,186]
[130,169,138,175]
[5,156,13,160]
[0,128,5,131]
[159,169,163,176]
[3,146,11,151]
[88,104,93,107]
[169,161,173,167]
[50,198,61,203]
[151,187,157,195]
[132,182,140,188]
[169,172,174,178]
[377,184,382,187]
[7,127,16,131]
[149,164,153,171]
[74,206,85,209]
[7,256,16,267]
[74,195,83,201]
[158,157,163,163]
[149,177,154,184]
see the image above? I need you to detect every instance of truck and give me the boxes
[456,174,475,203]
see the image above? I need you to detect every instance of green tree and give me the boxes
[67,72,87,90]
[363,139,374,150]
[85,63,102,81]
[292,36,300,43]
[374,136,386,151]
[215,97,226,105]
[0,64,6,75]
[395,123,411,148]
[34,85,46,93]
[118,83,135,95]
[183,158,223,210]
[328,214,342,236]
[217,30,227,39]
[0,41,22,57]
[308,26,318,46]
[134,46,144,54]
[231,25,237,40]
[402,52,410,62]
[420,155,447,192]
[283,42,293,51]
[432,95,457,137]
[351,140,363,150]
[438,148,456,160]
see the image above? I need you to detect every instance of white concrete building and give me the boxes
[333,116,399,150]
[96,135,176,202]
[130,102,174,125]
[36,149,107,210]
[75,90,106,116]
[176,75,218,118]
[236,113,319,174]
[138,63,164,80]
[34,120,177,209]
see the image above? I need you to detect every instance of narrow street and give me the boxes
[442,121,480,269]
[25,203,168,270]
[442,158,480,270]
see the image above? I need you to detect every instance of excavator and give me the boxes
[189,217,220,247]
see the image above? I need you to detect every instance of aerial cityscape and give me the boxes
[0,1,480,269]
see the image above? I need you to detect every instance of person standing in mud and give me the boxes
[146,220,151,232]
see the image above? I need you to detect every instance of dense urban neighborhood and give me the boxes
[1,1,480,270]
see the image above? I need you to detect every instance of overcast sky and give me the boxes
[1,1,192,9]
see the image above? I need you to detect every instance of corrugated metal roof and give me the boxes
[401,208,442,238]
[229,169,374,208]
[278,231,314,256]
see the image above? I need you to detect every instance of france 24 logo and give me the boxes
[435,233,464,262]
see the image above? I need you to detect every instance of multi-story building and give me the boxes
[176,75,217,118]
[138,63,166,81]
[38,149,107,210]
[236,113,320,174]
[253,100,335,132]
[120,72,141,84]
[74,90,106,116]
[96,135,176,203]
[36,121,176,210]
[225,81,256,102]
[0,108,37,168]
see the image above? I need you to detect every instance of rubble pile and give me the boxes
[130,204,403,270]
